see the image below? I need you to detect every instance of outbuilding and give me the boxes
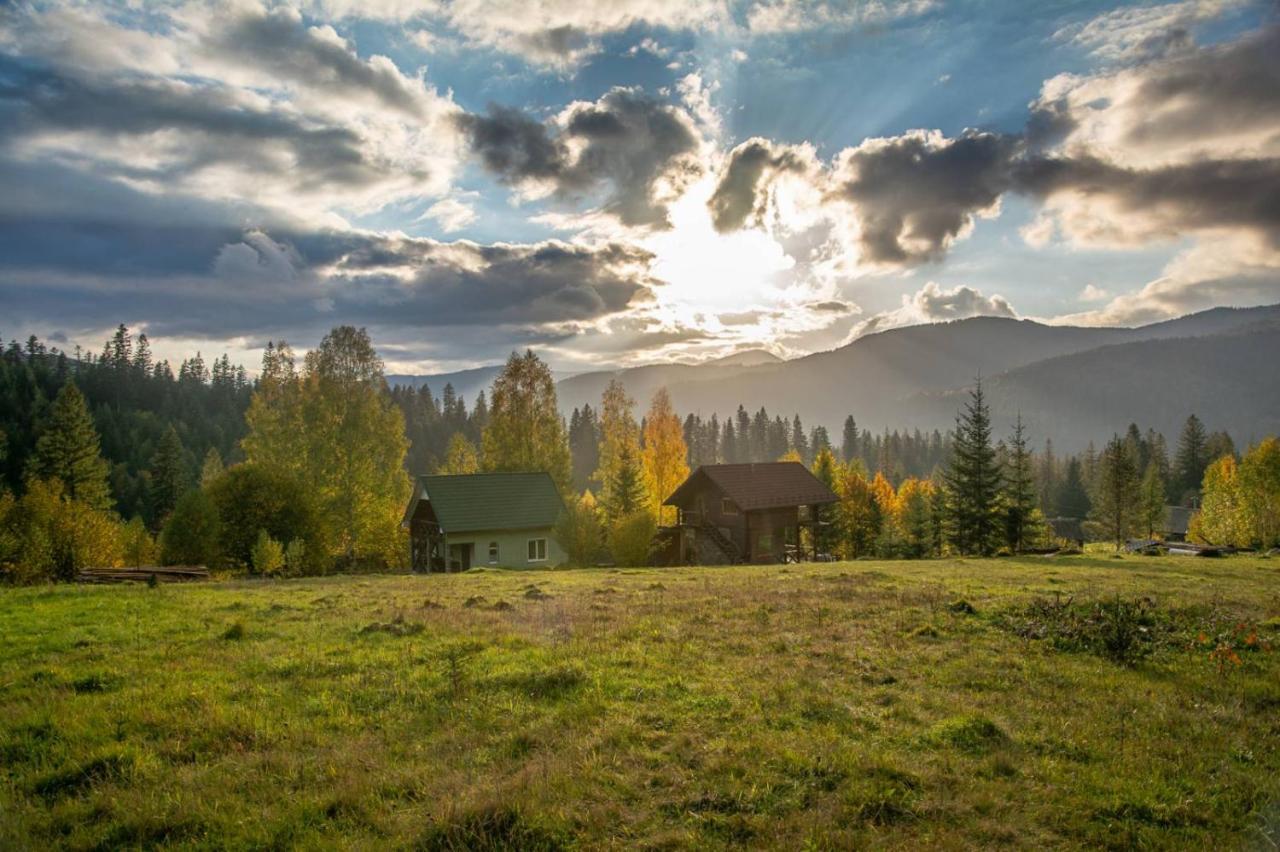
[403,472,566,572]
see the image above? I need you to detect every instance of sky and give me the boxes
[0,0,1277,374]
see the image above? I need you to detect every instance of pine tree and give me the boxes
[594,379,641,508]
[1003,414,1037,551]
[1093,434,1141,550]
[26,380,112,510]
[1173,414,1209,503]
[603,442,647,523]
[150,425,187,522]
[841,415,858,463]
[790,415,809,464]
[1138,461,1166,539]
[1055,457,1091,519]
[942,379,1003,555]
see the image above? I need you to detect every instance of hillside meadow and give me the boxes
[2,556,1279,850]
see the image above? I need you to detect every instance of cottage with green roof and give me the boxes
[402,472,567,572]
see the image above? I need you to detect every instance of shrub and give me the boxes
[553,495,603,567]
[3,479,123,582]
[284,538,308,575]
[205,464,324,572]
[250,529,285,575]
[121,516,156,568]
[609,509,657,567]
[160,489,221,567]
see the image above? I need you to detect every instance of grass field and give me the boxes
[3,556,1279,850]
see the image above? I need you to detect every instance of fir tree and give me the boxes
[26,380,112,510]
[942,379,1003,555]
[1003,414,1037,551]
[1138,461,1167,539]
[603,442,647,523]
[200,447,225,488]
[150,425,187,522]
[1055,457,1091,519]
[1093,434,1141,550]
[1173,414,1209,503]
[841,415,858,463]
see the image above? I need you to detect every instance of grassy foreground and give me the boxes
[2,556,1279,850]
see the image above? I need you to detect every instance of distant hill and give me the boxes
[389,303,1280,447]
[907,320,1280,451]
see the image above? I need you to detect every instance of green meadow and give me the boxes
[2,556,1279,850]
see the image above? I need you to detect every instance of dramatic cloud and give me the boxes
[457,89,705,228]
[829,131,1019,266]
[0,3,463,220]
[745,0,938,34]
[709,138,818,232]
[849,282,1017,339]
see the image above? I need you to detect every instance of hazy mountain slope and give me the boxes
[908,322,1280,450]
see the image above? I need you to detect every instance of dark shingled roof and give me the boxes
[402,472,564,533]
[663,462,839,511]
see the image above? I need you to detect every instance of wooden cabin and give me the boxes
[402,472,566,572]
[660,462,839,565]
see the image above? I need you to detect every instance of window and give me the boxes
[488,541,499,565]
[527,538,547,562]
[721,498,738,515]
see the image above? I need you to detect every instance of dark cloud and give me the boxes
[709,138,812,232]
[1012,156,1280,246]
[456,88,703,228]
[830,130,1020,265]
[0,58,399,190]
[208,7,428,116]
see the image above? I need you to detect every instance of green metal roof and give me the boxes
[406,472,565,534]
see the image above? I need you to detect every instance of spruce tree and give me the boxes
[1093,434,1141,550]
[603,442,647,523]
[1003,414,1038,551]
[1055,457,1091,519]
[841,416,858,463]
[26,380,112,510]
[942,378,1002,555]
[1173,414,1208,503]
[150,425,187,522]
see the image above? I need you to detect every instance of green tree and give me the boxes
[594,379,641,511]
[1195,455,1246,546]
[1172,414,1208,503]
[159,489,221,567]
[1240,438,1280,548]
[121,516,156,568]
[243,327,410,569]
[480,350,572,493]
[603,442,648,524]
[205,464,324,573]
[437,433,480,475]
[1092,434,1141,550]
[1002,414,1037,551]
[1055,457,1091,519]
[1138,461,1167,539]
[150,425,187,522]
[26,380,112,511]
[943,379,1003,555]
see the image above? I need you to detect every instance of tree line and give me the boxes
[3,325,1277,581]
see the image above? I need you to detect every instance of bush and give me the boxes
[609,509,657,567]
[160,489,221,567]
[553,495,604,567]
[250,529,285,575]
[2,480,123,582]
[205,464,324,572]
[121,516,156,568]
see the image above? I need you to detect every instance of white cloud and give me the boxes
[846,281,1016,340]
[1079,283,1110,302]
[1055,0,1237,63]
[419,197,479,232]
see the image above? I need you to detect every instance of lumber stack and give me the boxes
[77,566,209,583]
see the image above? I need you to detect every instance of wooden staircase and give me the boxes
[698,522,743,564]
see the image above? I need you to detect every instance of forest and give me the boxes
[1,324,1277,583]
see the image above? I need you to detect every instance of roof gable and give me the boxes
[664,462,839,511]
[405,472,565,533]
